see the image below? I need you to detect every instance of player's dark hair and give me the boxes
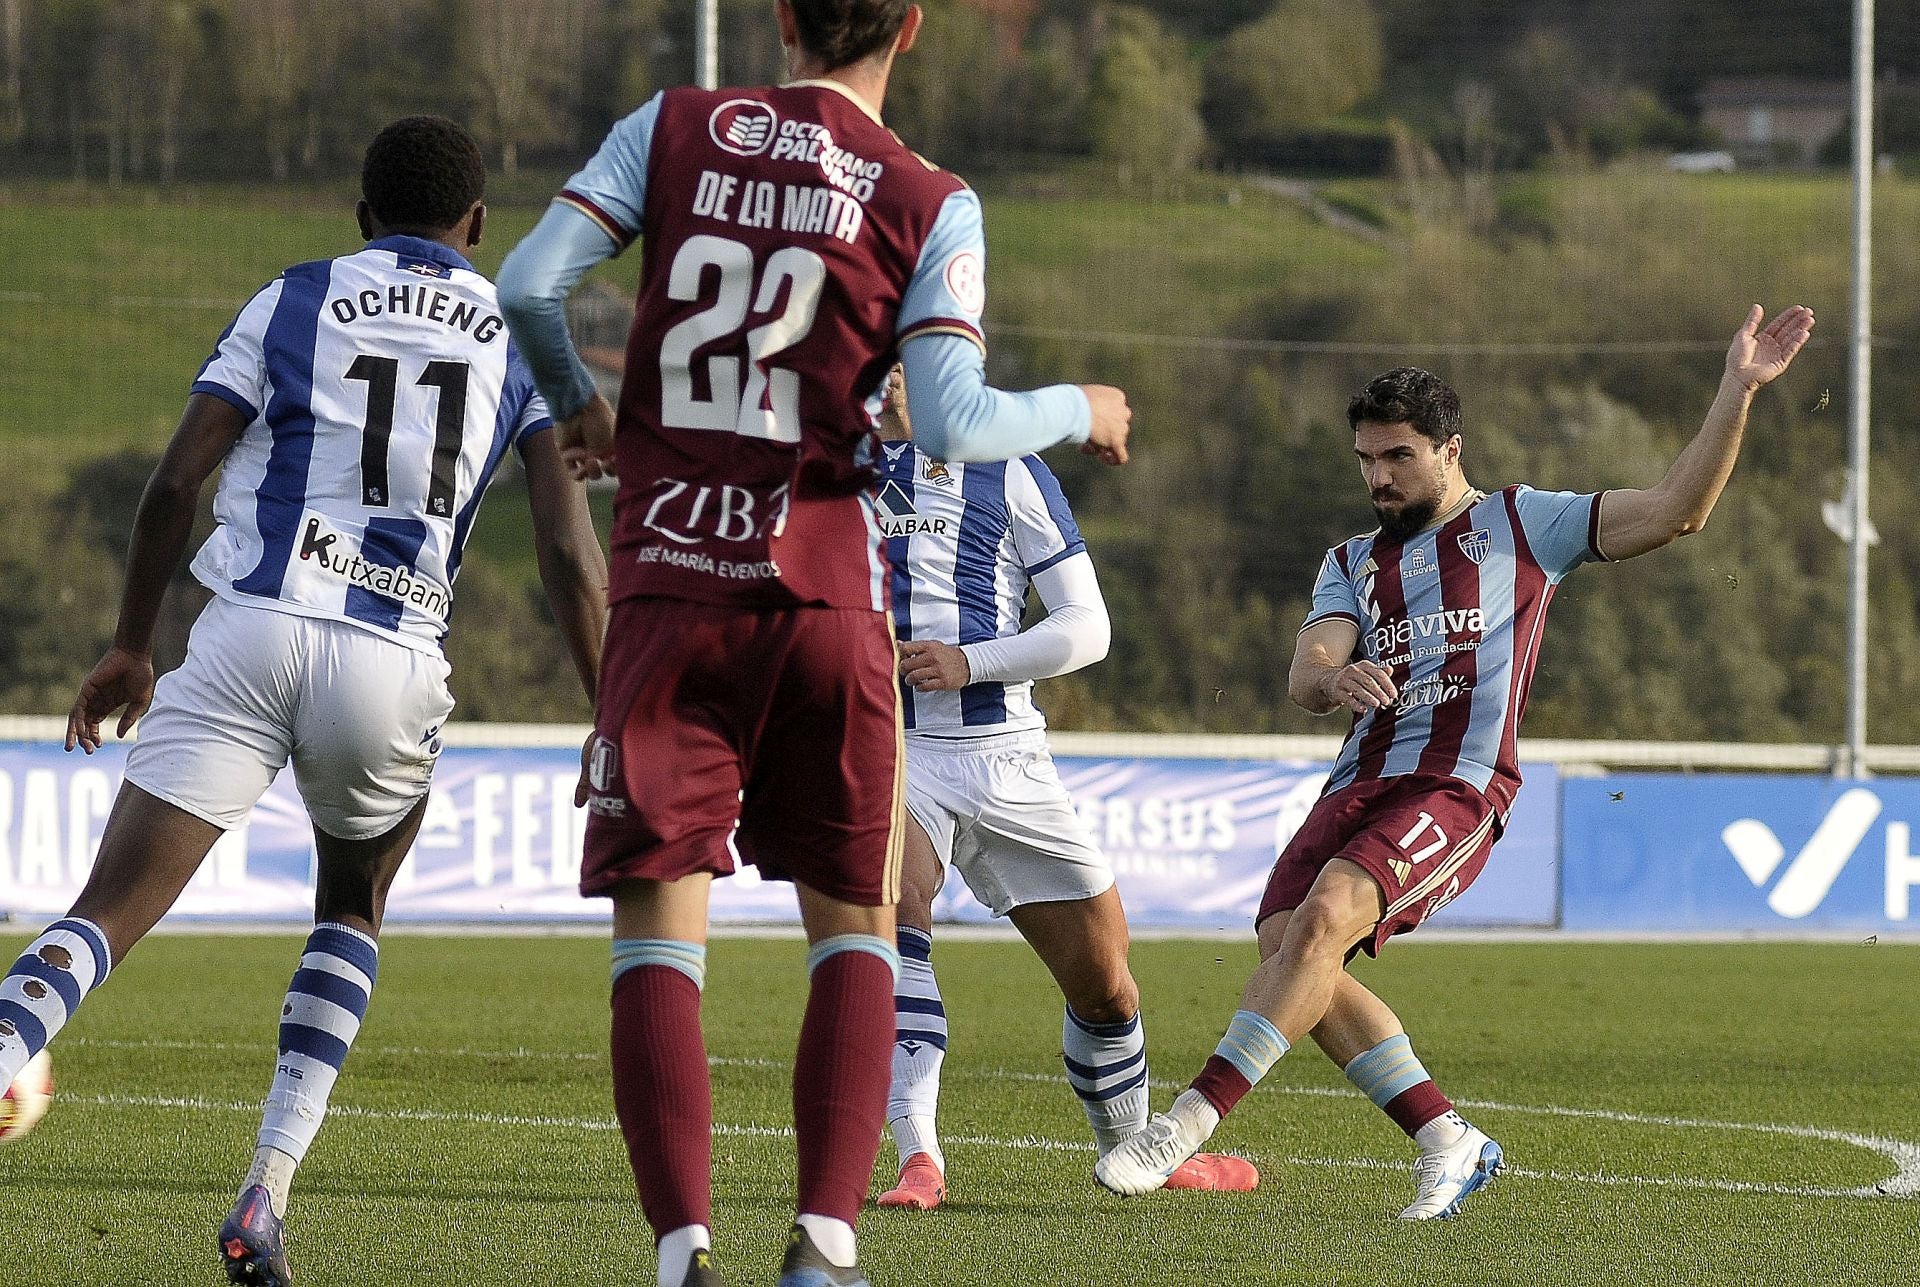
[361,116,487,235]
[790,0,912,70]
[1347,367,1462,446]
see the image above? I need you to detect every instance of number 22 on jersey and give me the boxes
[659,235,826,444]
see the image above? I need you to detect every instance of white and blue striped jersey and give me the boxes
[880,442,1085,734]
[188,236,552,655]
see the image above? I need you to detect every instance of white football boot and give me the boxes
[1399,1125,1505,1220]
[1094,1110,1206,1196]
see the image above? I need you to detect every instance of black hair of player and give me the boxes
[361,116,487,236]
[789,0,912,70]
[1347,367,1462,446]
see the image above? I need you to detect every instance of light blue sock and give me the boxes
[613,939,708,990]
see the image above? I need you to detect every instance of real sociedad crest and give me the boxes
[1458,529,1492,565]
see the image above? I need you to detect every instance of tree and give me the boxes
[1203,0,1383,151]
[1085,7,1205,181]
[462,0,585,175]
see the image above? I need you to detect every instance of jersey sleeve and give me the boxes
[1300,549,1362,633]
[555,93,663,252]
[1511,485,1607,580]
[898,187,987,351]
[190,279,284,421]
[1005,455,1087,576]
[503,349,555,455]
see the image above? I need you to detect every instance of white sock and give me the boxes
[0,918,112,1085]
[657,1224,712,1287]
[241,1146,299,1218]
[256,924,377,1164]
[889,1113,943,1173]
[889,929,946,1170]
[1168,1088,1223,1148]
[1061,1006,1149,1156]
[795,1214,856,1268]
[1415,1110,1471,1153]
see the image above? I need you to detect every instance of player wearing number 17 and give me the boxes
[497,3,1131,1286]
[0,118,608,1285]
[1096,305,1815,1218]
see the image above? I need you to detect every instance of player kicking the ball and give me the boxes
[0,117,607,1284]
[1096,305,1814,1216]
[869,371,1255,1210]
[497,3,1129,1284]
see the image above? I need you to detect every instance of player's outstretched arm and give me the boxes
[899,332,1130,465]
[1597,304,1814,562]
[1290,618,1395,717]
[66,393,247,753]
[522,429,609,708]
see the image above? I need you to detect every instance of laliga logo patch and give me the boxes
[710,99,778,157]
[588,736,621,794]
[944,251,986,317]
[1458,529,1491,565]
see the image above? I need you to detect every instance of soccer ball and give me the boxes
[0,1051,53,1142]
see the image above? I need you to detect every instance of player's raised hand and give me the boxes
[1726,304,1815,392]
[1079,385,1131,466]
[898,639,971,692]
[65,645,156,754]
[556,392,619,482]
[1321,660,1398,715]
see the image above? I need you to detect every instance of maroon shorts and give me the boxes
[1256,774,1501,957]
[580,596,904,906]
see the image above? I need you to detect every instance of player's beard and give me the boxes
[1374,491,1441,541]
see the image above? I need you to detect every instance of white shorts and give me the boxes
[903,730,1113,917]
[124,596,455,840]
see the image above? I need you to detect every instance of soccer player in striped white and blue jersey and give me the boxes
[871,372,1256,1209]
[0,118,606,1286]
[1097,305,1814,1215]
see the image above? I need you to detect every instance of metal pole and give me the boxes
[695,0,719,90]
[1844,0,1875,777]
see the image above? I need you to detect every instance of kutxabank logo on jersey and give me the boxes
[296,515,449,620]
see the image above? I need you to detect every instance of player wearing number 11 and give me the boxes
[0,118,607,1286]
[498,4,1129,1286]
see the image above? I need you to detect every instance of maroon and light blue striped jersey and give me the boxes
[1305,485,1606,816]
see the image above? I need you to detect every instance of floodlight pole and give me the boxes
[1843,0,1874,778]
[696,0,719,90]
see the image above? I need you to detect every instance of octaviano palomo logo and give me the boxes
[1721,788,1882,918]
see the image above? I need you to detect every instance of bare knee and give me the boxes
[1065,965,1139,1026]
[1284,895,1370,962]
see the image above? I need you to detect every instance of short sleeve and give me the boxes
[556,93,663,252]
[1005,456,1086,576]
[1301,549,1361,633]
[504,350,555,455]
[1510,485,1606,581]
[898,188,986,351]
[190,279,284,422]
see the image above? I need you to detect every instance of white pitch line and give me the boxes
[60,1038,1918,1201]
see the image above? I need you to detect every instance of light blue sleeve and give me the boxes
[497,202,617,424]
[556,94,663,248]
[900,333,1090,463]
[1511,485,1606,581]
[899,189,989,347]
[1301,549,1362,633]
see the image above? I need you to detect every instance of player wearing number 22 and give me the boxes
[1096,305,1816,1220]
[497,3,1130,1286]
[0,118,608,1285]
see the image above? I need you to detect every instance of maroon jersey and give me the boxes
[559,82,984,610]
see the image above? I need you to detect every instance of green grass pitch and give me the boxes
[0,933,1914,1285]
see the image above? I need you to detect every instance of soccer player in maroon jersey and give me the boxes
[498,4,1130,1285]
[1097,305,1814,1218]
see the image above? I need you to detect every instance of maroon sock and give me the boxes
[1190,1055,1256,1118]
[793,945,896,1225]
[610,965,711,1238]
[1384,1081,1455,1139]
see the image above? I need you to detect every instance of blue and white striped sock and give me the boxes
[888,927,947,1170]
[0,917,112,1085]
[255,923,377,1177]
[1061,1007,1149,1156]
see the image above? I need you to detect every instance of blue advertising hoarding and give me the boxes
[0,741,1559,929]
[1563,774,1920,932]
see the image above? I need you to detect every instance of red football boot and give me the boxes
[876,1153,946,1210]
[1163,1152,1261,1192]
